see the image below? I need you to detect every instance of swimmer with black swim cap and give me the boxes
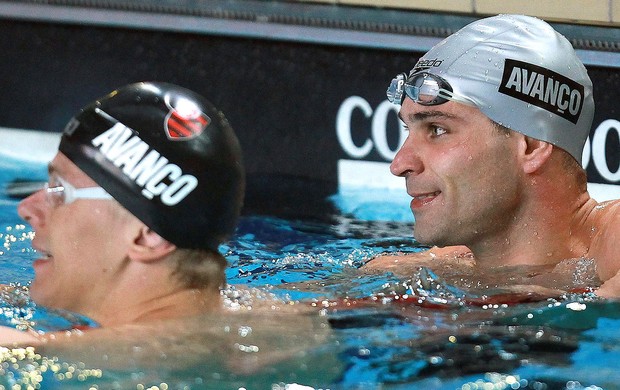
[60,82,244,251]
[0,84,332,363]
[367,14,620,298]
[15,82,244,331]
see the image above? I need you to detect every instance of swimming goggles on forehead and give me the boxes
[45,173,113,207]
[386,72,475,107]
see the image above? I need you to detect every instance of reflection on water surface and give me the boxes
[0,207,616,389]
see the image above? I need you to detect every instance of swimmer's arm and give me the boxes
[596,266,620,298]
[362,245,473,275]
[0,325,42,346]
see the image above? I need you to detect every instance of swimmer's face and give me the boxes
[391,97,524,247]
[17,153,142,314]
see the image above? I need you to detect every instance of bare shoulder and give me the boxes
[590,199,620,251]
[362,245,474,276]
[22,308,335,375]
[594,198,620,219]
[597,199,620,243]
[587,199,620,281]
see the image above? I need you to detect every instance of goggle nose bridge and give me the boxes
[386,72,475,107]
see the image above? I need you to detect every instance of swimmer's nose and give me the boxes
[17,188,47,228]
[390,136,423,177]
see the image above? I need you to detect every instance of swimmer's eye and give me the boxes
[430,126,448,137]
[45,173,68,207]
[47,174,62,189]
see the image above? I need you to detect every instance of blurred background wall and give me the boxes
[299,0,620,26]
[0,0,617,215]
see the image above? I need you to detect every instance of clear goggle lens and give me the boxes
[45,174,113,207]
[386,72,475,106]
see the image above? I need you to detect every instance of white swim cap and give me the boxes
[393,14,595,162]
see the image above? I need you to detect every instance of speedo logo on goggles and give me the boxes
[90,108,198,206]
[499,59,584,124]
[386,72,475,107]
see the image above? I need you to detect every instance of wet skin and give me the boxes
[366,97,620,297]
[18,153,139,313]
[391,98,524,250]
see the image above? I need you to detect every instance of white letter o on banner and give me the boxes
[336,96,373,159]
[372,100,407,161]
[581,136,590,170]
[592,119,620,182]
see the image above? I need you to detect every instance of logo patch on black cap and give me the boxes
[91,108,199,206]
[164,93,210,141]
[499,59,584,124]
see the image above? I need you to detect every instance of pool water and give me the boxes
[0,155,619,389]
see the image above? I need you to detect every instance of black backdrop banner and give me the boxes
[0,17,618,215]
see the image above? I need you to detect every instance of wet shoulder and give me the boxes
[587,199,620,280]
[590,198,620,231]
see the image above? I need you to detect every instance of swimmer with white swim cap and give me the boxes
[3,82,245,342]
[366,14,620,297]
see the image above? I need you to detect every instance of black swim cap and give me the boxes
[59,82,245,250]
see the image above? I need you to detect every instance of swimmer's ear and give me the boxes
[520,136,553,174]
[128,226,177,262]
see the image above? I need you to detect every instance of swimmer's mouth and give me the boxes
[33,246,52,260]
[409,191,441,210]
[411,191,441,200]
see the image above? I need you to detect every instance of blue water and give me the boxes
[0,154,619,389]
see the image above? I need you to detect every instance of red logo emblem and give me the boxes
[164,94,210,141]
